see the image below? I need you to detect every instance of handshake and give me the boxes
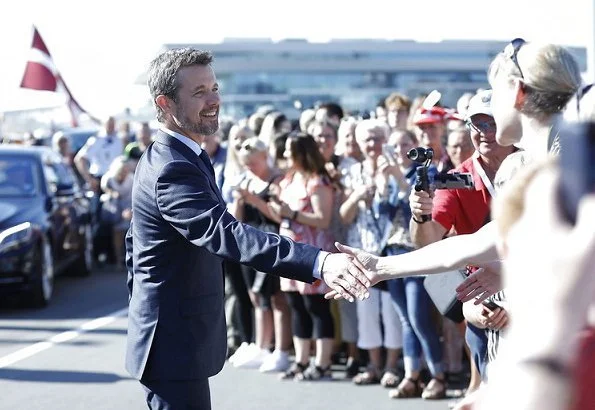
[318,243,386,303]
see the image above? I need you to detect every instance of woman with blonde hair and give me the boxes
[227,137,293,373]
[221,123,254,203]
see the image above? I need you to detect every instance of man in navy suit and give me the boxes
[125,48,371,410]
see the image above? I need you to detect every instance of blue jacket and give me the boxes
[125,130,318,381]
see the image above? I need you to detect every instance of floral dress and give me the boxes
[278,173,334,295]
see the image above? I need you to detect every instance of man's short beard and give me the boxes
[174,107,219,136]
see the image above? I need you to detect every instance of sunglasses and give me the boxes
[504,38,526,79]
[466,119,496,134]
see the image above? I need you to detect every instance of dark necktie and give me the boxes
[198,150,215,177]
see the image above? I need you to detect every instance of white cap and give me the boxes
[466,90,493,120]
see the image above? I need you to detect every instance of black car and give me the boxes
[0,145,94,307]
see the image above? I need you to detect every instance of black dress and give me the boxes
[240,176,281,303]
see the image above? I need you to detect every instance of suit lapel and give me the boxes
[154,131,226,204]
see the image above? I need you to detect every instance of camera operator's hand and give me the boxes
[409,188,434,220]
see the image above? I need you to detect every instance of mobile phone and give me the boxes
[482,299,500,311]
[382,143,396,159]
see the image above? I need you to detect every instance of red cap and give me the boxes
[412,106,449,125]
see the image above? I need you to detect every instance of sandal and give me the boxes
[295,364,332,381]
[380,368,401,388]
[279,362,308,380]
[344,358,361,379]
[353,366,381,385]
[421,377,447,400]
[388,377,422,399]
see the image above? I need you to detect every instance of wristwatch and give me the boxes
[412,215,429,224]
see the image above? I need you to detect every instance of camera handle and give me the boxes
[414,166,432,222]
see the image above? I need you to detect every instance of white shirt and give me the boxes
[161,127,203,157]
[79,132,123,177]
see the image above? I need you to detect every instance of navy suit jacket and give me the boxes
[125,130,319,381]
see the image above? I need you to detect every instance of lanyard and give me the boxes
[472,155,497,199]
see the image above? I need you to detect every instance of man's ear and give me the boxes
[155,95,172,116]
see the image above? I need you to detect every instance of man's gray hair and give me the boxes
[148,48,213,122]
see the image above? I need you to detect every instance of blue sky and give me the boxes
[1,0,593,119]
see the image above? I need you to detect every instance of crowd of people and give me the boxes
[5,37,594,410]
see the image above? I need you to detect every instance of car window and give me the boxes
[43,161,78,193]
[0,156,39,197]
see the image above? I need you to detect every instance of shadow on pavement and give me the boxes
[0,368,132,383]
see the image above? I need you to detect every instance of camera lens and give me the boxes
[407,147,433,162]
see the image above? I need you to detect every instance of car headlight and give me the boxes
[0,222,34,253]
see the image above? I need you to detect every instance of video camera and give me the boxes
[407,147,475,222]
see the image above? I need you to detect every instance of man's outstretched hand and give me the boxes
[321,252,371,302]
[324,242,384,301]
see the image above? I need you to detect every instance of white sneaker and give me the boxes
[228,342,254,365]
[233,348,271,369]
[258,350,290,373]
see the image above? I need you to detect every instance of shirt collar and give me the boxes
[160,127,203,158]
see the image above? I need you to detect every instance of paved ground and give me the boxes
[0,266,458,409]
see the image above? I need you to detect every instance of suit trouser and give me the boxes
[141,378,211,410]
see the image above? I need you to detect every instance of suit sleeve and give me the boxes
[125,220,134,300]
[155,160,316,283]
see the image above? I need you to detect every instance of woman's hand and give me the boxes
[267,200,293,219]
[235,188,258,206]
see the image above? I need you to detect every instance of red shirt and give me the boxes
[432,154,492,235]
[571,327,595,409]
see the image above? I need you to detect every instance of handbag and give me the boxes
[423,269,467,323]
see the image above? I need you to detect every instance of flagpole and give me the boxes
[21,25,100,127]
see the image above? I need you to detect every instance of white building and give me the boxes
[138,38,588,119]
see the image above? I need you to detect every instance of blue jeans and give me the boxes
[465,323,489,380]
[385,246,444,376]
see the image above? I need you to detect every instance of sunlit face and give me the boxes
[343,129,362,159]
[391,131,416,167]
[310,123,337,162]
[357,129,385,160]
[240,151,268,177]
[229,129,250,152]
[105,117,116,134]
[489,70,523,146]
[170,65,220,137]
[415,122,445,155]
[447,130,475,168]
[387,108,409,130]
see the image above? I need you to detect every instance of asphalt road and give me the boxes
[0,266,453,410]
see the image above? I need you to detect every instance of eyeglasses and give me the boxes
[504,38,526,79]
[466,119,496,134]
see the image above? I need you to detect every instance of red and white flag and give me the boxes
[20,26,97,127]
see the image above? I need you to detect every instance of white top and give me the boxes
[78,133,123,177]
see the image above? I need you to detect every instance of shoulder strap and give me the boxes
[472,156,497,199]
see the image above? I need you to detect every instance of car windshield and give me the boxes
[0,156,39,197]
